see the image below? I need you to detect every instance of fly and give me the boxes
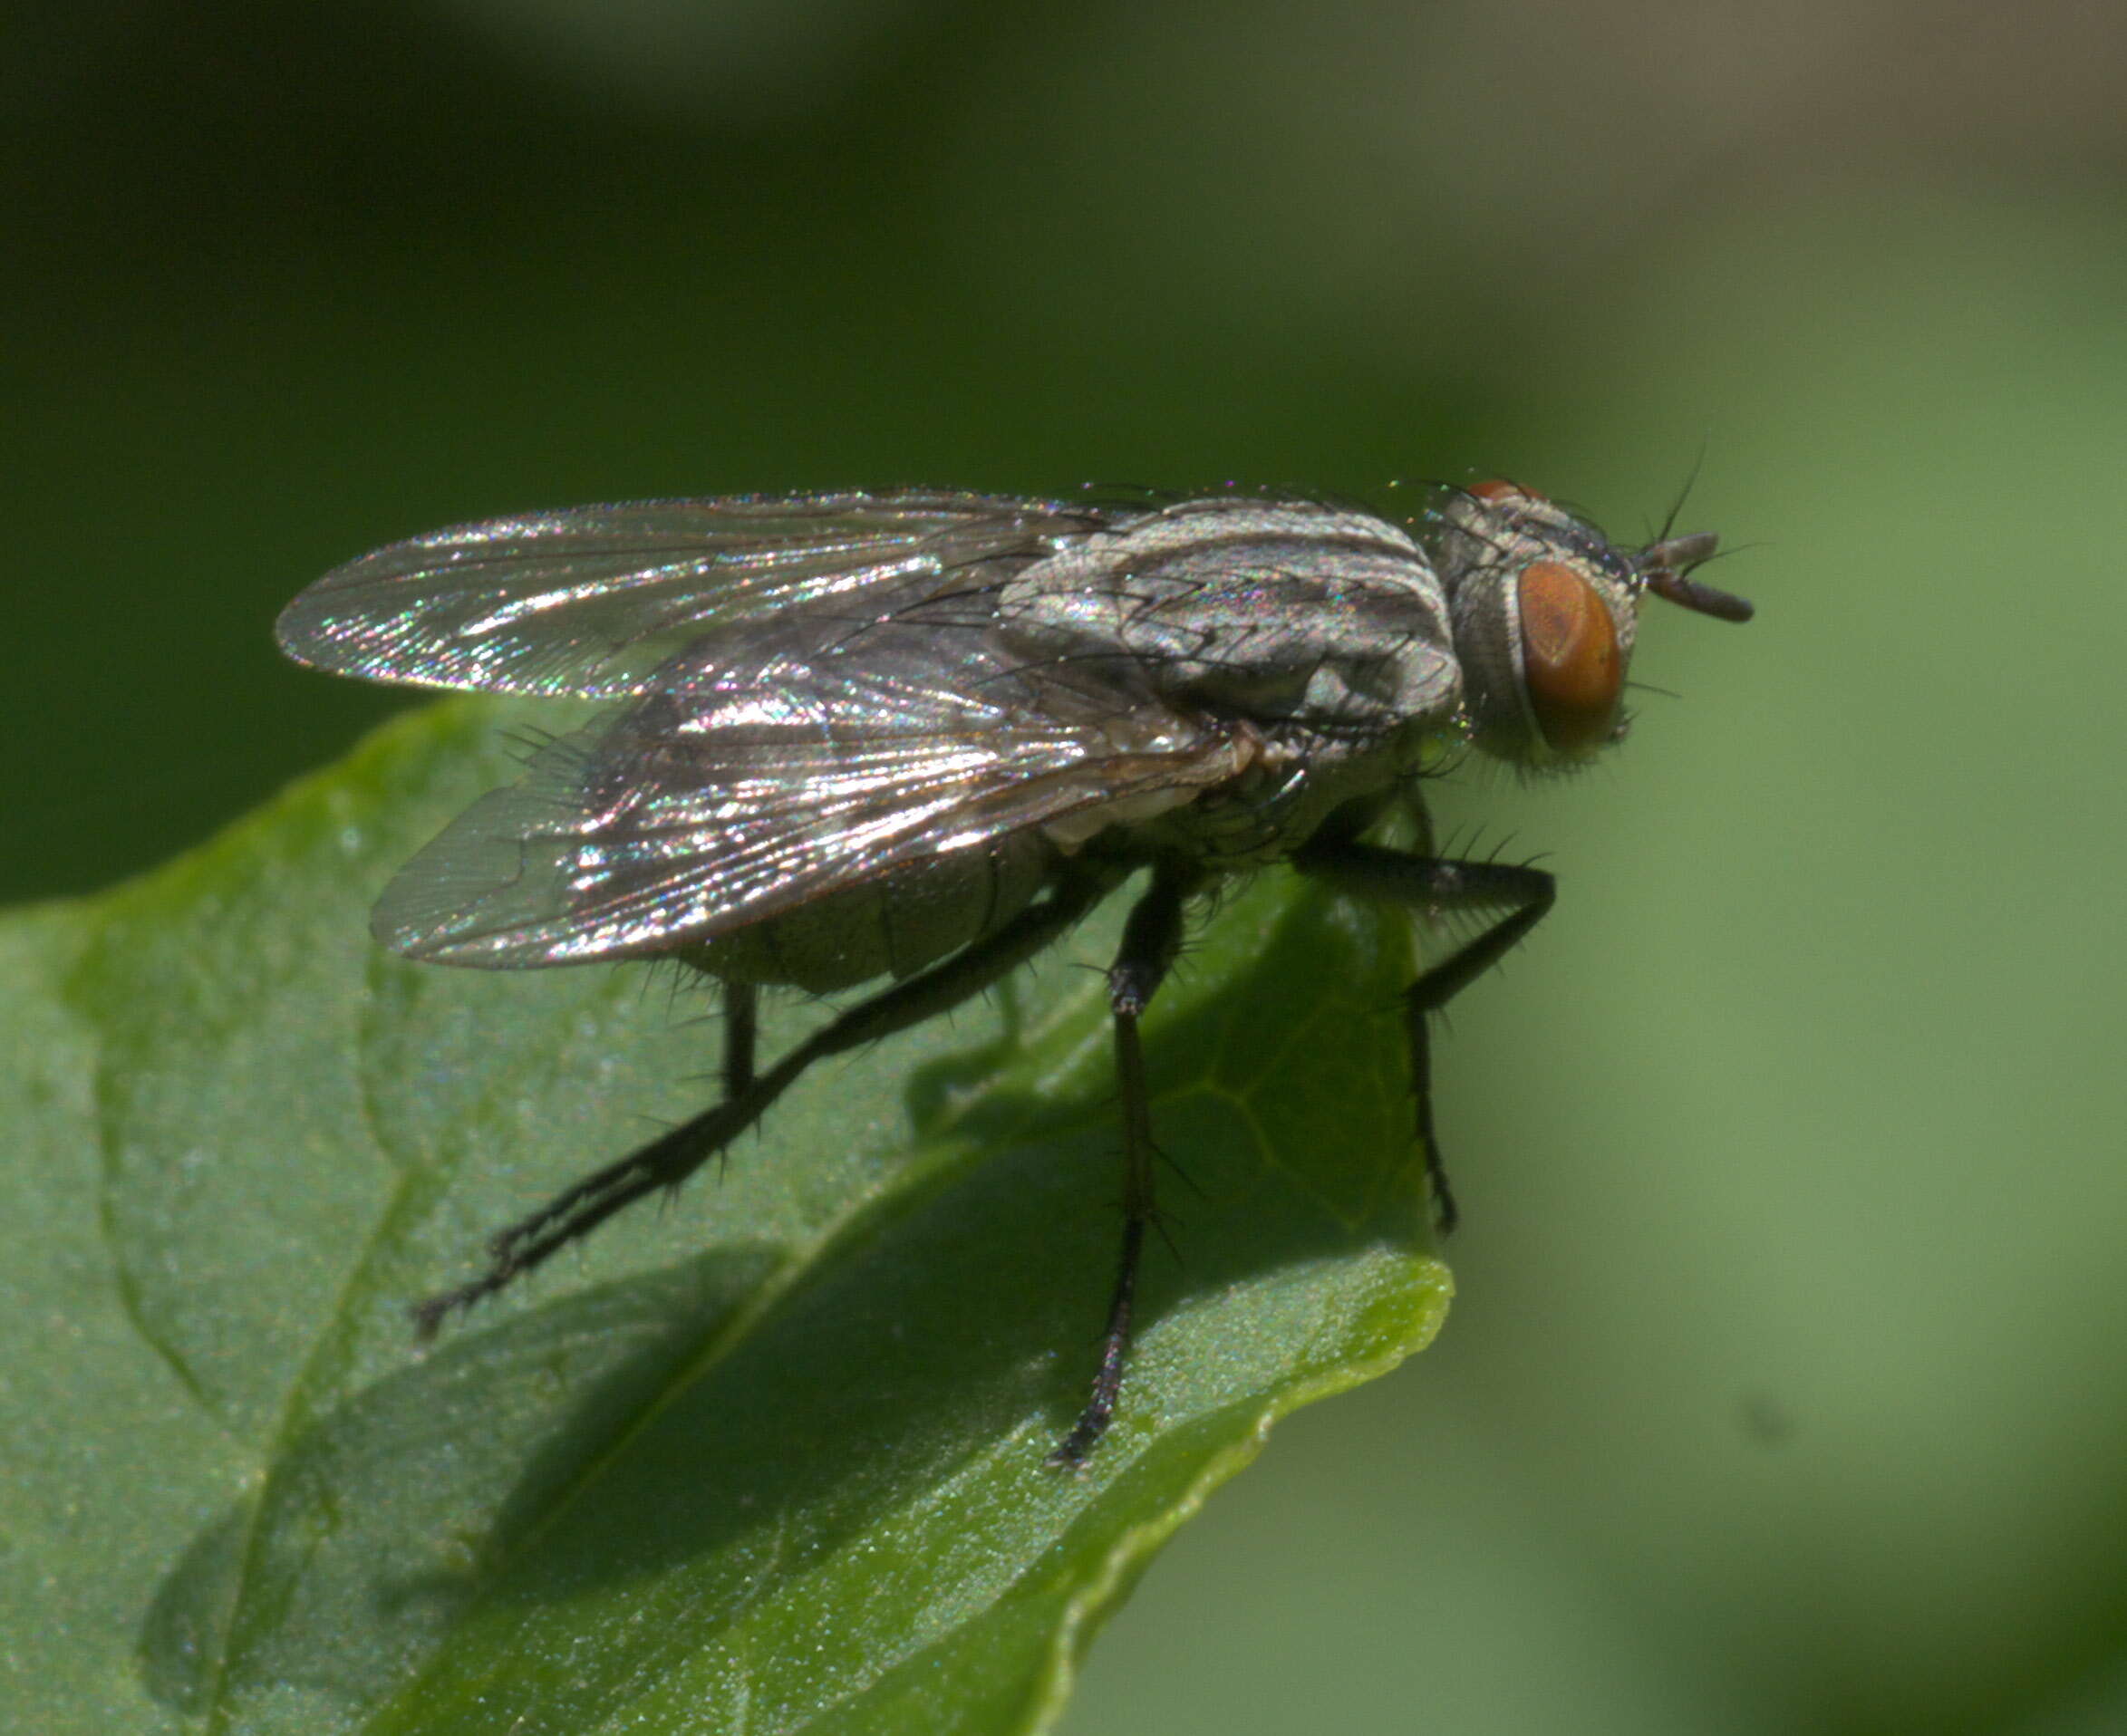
[276,479,1752,1465]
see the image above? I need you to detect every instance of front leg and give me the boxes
[1292,839,1556,1232]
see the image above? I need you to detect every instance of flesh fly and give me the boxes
[278,478,1751,1463]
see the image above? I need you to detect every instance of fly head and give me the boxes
[1432,479,1751,769]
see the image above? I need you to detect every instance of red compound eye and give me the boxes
[1517,558,1621,754]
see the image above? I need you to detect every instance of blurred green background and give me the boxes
[9,1,2125,1731]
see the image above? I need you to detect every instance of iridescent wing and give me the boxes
[276,490,1117,699]
[372,618,1251,966]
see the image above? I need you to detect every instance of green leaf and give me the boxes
[2,700,1452,1735]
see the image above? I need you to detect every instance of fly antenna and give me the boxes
[1639,530,1754,623]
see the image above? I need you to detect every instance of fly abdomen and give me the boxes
[687,830,1059,992]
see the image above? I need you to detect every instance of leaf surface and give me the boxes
[1,700,1451,1735]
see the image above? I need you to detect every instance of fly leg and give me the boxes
[414,873,1112,1336]
[722,979,758,1099]
[1049,865,1196,1468]
[1292,839,1556,1233]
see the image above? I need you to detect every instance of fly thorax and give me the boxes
[996,496,1459,740]
[1432,484,1646,771]
[1103,728,1390,866]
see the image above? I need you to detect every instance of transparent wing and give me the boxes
[373,622,1247,966]
[277,489,1117,699]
